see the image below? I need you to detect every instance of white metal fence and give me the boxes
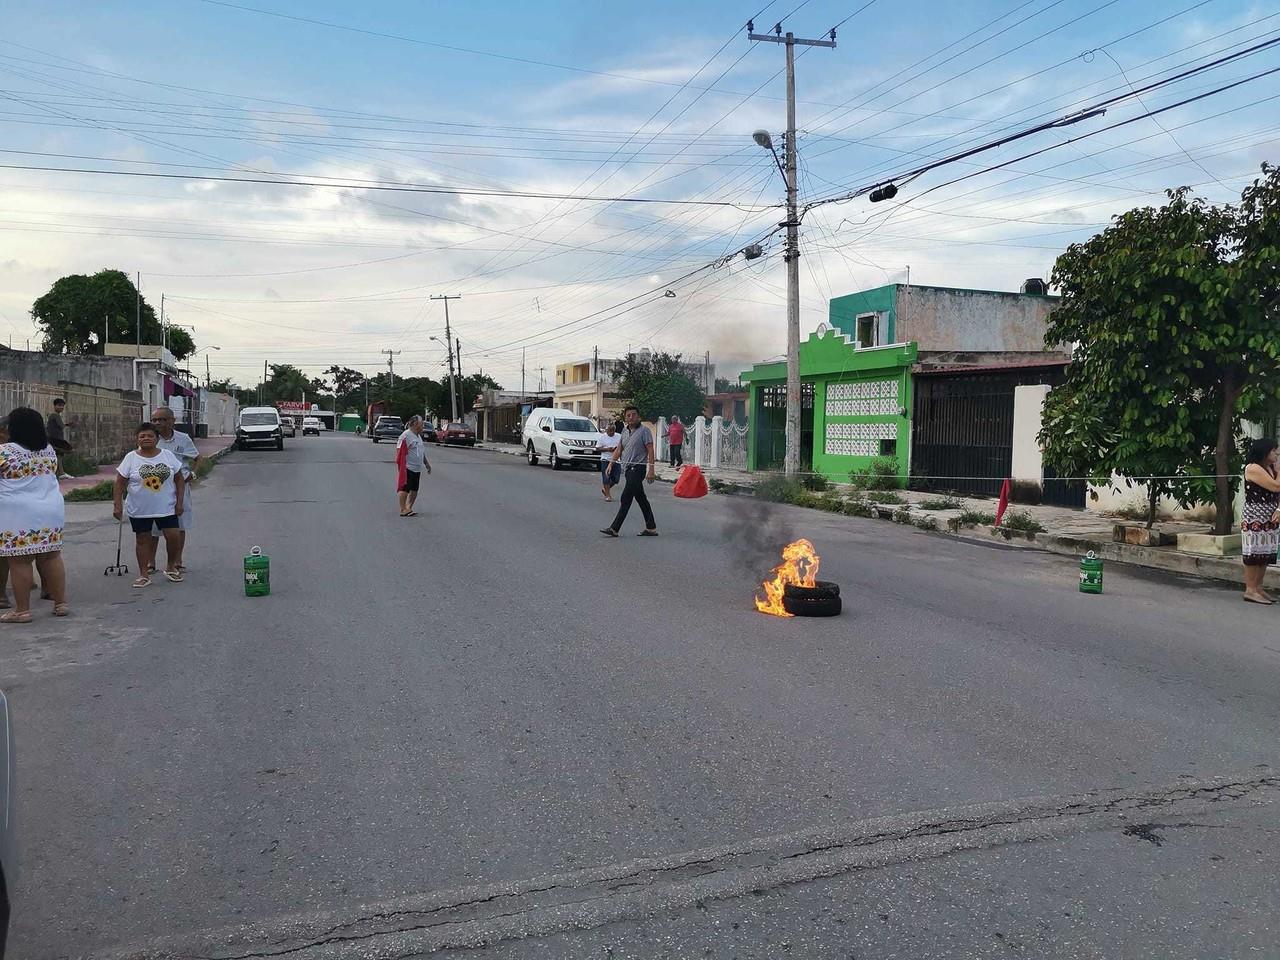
[655,415,750,471]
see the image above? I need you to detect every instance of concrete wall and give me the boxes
[1011,384,1050,490]
[895,286,1058,354]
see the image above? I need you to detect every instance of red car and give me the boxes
[440,422,476,446]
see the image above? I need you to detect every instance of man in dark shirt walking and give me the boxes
[601,405,658,538]
[47,397,72,479]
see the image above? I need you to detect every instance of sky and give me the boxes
[1,0,1277,391]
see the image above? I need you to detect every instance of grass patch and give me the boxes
[866,490,906,505]
[917,495,963,511]
[800,473,832,492]
[1000,510,1045,534]
[63,480,114,502]
[849,456,901,492]
[754,474,807,504]
[195,456,216,480]
[956,508,997,528]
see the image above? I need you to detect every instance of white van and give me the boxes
[236,406,284,451]
[523,408,602,470]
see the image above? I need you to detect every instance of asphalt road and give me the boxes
[5,433,1278,958]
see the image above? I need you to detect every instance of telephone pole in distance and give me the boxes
[431,294,462,422]
[381,348,402,404]
[749,20,835,478]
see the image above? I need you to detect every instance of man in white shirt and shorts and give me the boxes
[151,407,203,574]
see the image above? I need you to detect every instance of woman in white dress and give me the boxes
[0,407,68,623]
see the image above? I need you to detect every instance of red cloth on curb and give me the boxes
[395,442,408,491]
[994,478,1011,526]
[673,465,709,499]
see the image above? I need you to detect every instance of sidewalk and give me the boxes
[474,441,1276,589]
[58,434,238,496]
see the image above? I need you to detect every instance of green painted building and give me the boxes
[741,326,917,479]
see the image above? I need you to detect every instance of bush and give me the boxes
[754,474,806,504]
[956,509,996,527]
[918,495,963,511]
[848,457,899,492]
[64,480,114,502]
[59,451,100,477]
[894,506,914,524]
[1001,510,1045,534]
[195,457,216,480]
[800,473,831,492]
[843,499,873,517]
[914,515,939,531]
[866,490,905,505]
[814,496,845,512]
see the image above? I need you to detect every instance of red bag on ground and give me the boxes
[994,477,1011,526]
[673,465,709,499]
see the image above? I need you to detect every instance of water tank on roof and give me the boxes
[1021,278,1048,295]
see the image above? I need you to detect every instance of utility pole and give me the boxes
[539,367,546,392]
[104,314,109,354]
[521,347,526,399]
[455,337,463,415]
[704,350,711,392]
[160,293,166,351]
[431,294,462,422]
[749,21,835,477]
[135,271,142,352]
[206,353,211,388]
[260,359,266,405]
[381,349,402,403]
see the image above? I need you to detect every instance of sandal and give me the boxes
[0,610,32,624]
[164,570,184,583]
[638,529,659,537]
[52,603,70,617]
[132,576,152,588]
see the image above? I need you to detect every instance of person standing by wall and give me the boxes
[395,415,432,517]
[1242,437,1280,604]
[596,421,621,501]
[0,408,68,622]
[114,423,186,588]
[47,397,73,479]
[151,406,202,575]
[600,405,658,538]
[667,414,685,467]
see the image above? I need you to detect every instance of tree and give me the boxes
[244,364,331,406]
[612,350,704,422]
[324,365,367,412]
[1041,166,1280,534]
[31,269,196,360]
[714,377,745,393]
[207,378,240,394]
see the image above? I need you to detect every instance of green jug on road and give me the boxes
[244,545,270,597]
[1079,551,1103,594]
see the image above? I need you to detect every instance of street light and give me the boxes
[192,345,221,388]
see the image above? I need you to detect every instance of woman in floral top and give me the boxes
[0,407,68,622]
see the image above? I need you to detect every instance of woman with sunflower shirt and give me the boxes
[113,422,186,588]
[0,407,68,623]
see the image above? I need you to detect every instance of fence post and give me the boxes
[694,416,706,467]
[655,417,668,462]
[710,415,723,469]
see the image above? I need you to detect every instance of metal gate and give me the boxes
[754,382,814,471]
[911,366,1083,507]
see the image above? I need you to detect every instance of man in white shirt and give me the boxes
[395,415,432,517]
[595,421,621,501]
[151,407,203,574]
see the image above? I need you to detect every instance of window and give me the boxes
[857,313,877,348]
[880,438,897,457]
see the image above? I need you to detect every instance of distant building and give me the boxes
[553,348,717,423]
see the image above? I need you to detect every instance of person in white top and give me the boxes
[0,407,68,623]
[395,415,432,517]
[113,422,186,588]
[595,421,622,501]
[151,406,203,574]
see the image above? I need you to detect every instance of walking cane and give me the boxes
[104,519,129,576]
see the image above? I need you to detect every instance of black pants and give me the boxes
[669,442,683,467]
[610,465,656,532]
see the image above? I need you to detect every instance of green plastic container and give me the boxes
[244,545,270,597]
[1079,551,1103,594]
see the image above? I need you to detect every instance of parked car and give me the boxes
[280,418,296,438]
[236,406,285,451]
[371,415,404,443]
[302,416,322,436]
[441,422,476,446]
[424,423,442,443]
[0,688,16,956]
[522,408,602,470]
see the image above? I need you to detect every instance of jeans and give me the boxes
[669,442,683,467]
[610,465,656,532]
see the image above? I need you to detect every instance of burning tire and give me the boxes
[781,593,842,617]
[783,580,840,600]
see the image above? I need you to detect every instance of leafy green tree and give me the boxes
[244,364,331,406]
[31,269,196,360]
[612,350,704,422]
[1042,166,1280,534]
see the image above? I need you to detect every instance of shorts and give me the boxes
[398,470,421,493]
[130,515,179,534]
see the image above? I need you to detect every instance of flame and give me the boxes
[754,538,820,617]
